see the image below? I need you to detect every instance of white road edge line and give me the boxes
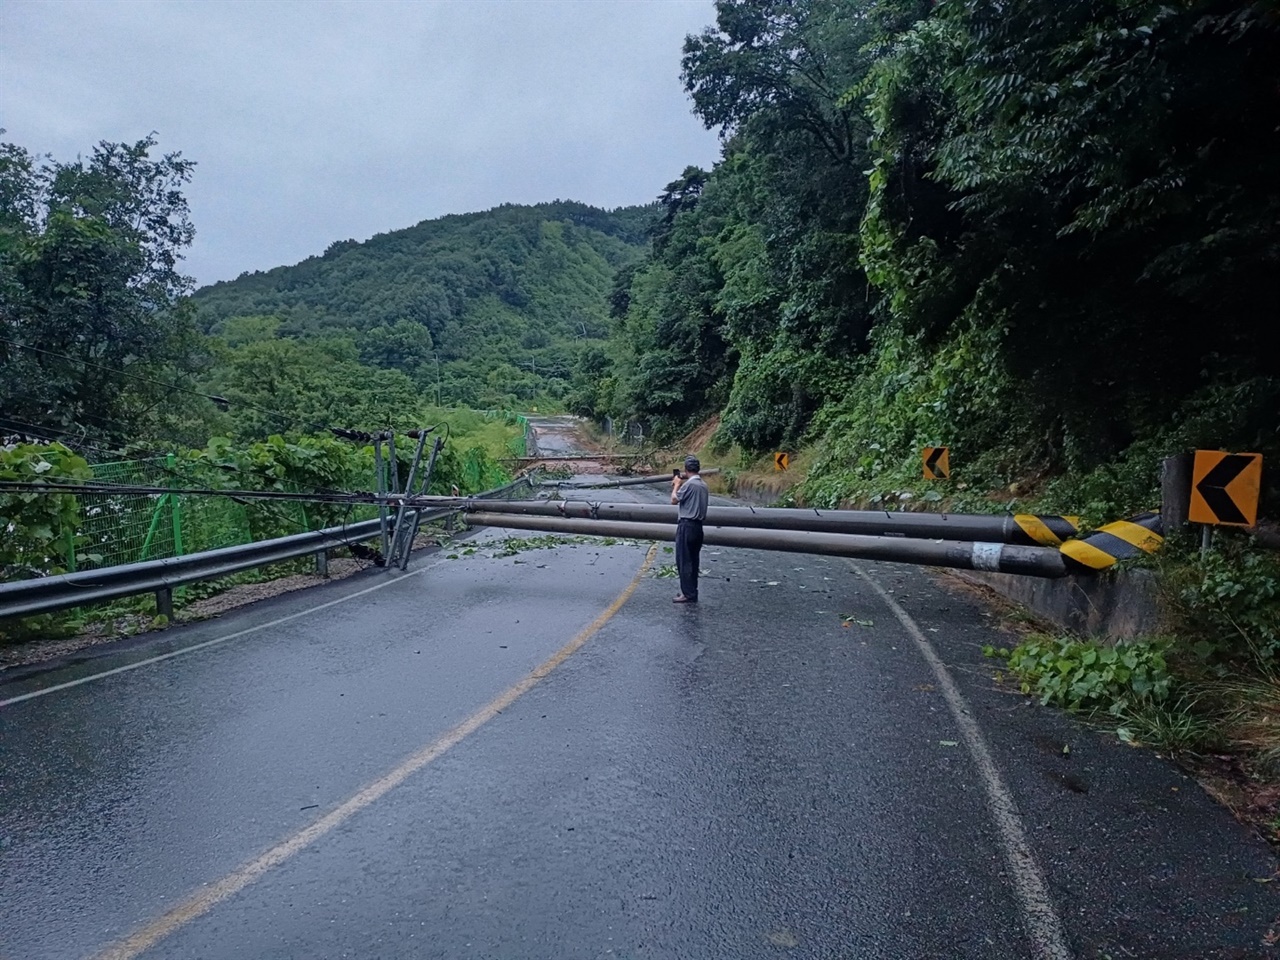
[0,555,455,708]
[852,563,1074,960]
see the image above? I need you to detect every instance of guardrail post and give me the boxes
[155,587,174,620]
[315,549,329,577]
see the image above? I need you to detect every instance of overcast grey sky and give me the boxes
[1,0,723,288]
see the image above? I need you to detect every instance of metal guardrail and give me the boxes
[0,515,424,620]
[0,474,538,623]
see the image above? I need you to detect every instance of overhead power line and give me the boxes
[0,480,470,509]
[0,417,115,456]
[0,336,228,405]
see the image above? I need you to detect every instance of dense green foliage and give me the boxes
[194,202,652,411]
[200,326,426,441]
[588,0,925,447]
[581,0,1278,519]
[173,431,507,531]
[1166,538,1280,670]
[0,433,508,576]
[0,135,210,446]
[849,0,1280,511]
[0,443,93,580]
[7,0,1278,528]
[1000,634,1174,715]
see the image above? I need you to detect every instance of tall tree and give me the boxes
[622,0,929,450]
[863,0,1280,468]
[0,135,206,444]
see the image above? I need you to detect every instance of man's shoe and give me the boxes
[673,595,697,604]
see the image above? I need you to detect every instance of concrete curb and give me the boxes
[955,567,1163,640]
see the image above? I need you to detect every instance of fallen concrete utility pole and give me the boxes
[464,513,1068,578]
[463,498,1077,547]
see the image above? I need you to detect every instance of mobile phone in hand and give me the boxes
[673,468,681,477]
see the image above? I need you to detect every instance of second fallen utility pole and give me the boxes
[463,512,1068,578]
[464,498,1079,547]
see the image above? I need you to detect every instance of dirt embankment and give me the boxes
[657,416,803,505]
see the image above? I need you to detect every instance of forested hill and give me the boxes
[193,201,654,408]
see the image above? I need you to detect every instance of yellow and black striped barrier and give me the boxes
[1010,514,1080,547]
[1059,512,1163,572]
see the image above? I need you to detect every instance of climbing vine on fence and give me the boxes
[0,444,93,580]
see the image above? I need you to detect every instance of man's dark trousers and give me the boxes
[675,518,704,601]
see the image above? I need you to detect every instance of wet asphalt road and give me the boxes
[2,469,1279,957]
[524,416,589,457]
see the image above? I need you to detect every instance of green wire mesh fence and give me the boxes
[22,435,503,579]
[481,410,531,457]
[67,456,320,572]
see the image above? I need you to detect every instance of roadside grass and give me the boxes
[980,536,1280,843]
[1216,675,1280,776]
[986,637,1280,841]
[1115,692,1220,754]
[421,406,525,463]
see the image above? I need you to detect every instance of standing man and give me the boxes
[671,455,709,604]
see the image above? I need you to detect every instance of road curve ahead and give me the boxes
[1,482,1276,959]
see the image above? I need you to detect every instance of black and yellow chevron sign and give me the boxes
[1189,451,1262,527]
[1011,515,1080,547]
[1060,512,1163,572]
[774,452,790,472]
[922,447,950,480]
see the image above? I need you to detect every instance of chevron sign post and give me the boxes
[922,447,950,480]
[1189,451,1262,527]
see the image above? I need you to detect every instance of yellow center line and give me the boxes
[91,543,658,960]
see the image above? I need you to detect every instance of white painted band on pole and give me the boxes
[971,542,1003,572]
